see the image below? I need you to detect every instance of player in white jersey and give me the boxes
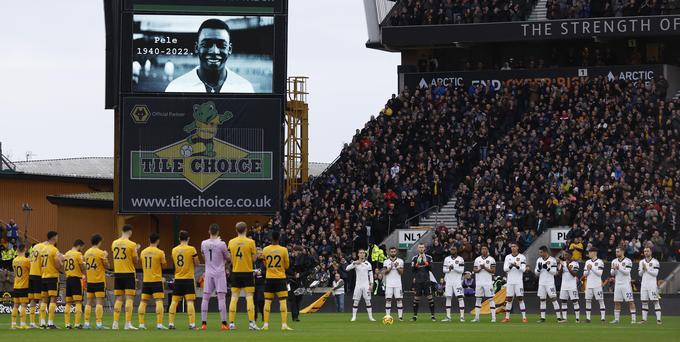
[610,247,636,324]
[638,247,661,324]
[534,246,563,323]
[382,247,404,321]
[558,250,581,322]
[442,246,465,322]
[345,249,375,322]
[583,248,606,322]
[501,242,527,323]
[472,246,496,323]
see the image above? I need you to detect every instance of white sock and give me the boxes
[573,301,580,321]
[585,300,591,320]
[397,301,403,318]
[540,301,546,319]
[561,303,568,320]
[614,309,620,321]
[445,297,452,318]
[367,307,373,319]
[519,300,526,319]
[505,301,512,319]
[489,300,496,321]
[352,307,357,319]
[458,298,465,318]
[552,300,561,319]
[599,300,606,320]
[642,302,649,321]
[475,298,481,319]
[385,300,391,316]
[631,309,636,322]
[654,302,661,321]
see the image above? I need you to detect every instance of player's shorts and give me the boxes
[445,283,464,297]
[475,284,493,298]
[352,286,371,301]
[537,285,557,299]
[28,275,42,299]
[86,282,106,298]
[505,283,524,297]
[414,281,432,296]
[12,288,29,303]
[640,287,659,301]
[613,284,633,302]
[113,273,136,296]
[385,286,403,299]
[142,281,165,300]
[559,288,579,301]
[203,274,228,294]
[65,276,83,301]
[41,277,59,297]
[172,279,196,300]
[264,279,288,299]
[230,272,254,293]
[585,287,604,300]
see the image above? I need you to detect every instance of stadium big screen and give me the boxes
[112,0,287,214]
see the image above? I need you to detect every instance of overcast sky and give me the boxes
[0,0,399,163]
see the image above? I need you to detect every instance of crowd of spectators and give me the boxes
[547,0,680,20]
[0,219,20,270]
[389,0,537,25]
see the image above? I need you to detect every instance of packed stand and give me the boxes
[449,76,679,262]
[547,0,680,19]
[388,0,537,25]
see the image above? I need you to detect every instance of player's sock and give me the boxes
[573,301,580,321]
[263,300,271,324]
[519,300,526,319]
[446,297,452,318]
[614,309,620,321]
[18,304,26,326]
[84,304,91,325]
[64,303,71,326]
[413,298,419,316]
[48,302,56,323]
[218,294,227,323]
[654,302,661,321]
[561,302,567,320]
[168,298,178,325]
[474,298,481,320]
[428,298,435,316]
[187,301,196,326]
[39,302,47,324]
[458,298,465,318]
[279,299,288,325]
[201,293,210,323]
[599,300,606,320]
[29,303,36,325]
[630,309,636,322]
[95,304,104,324]
[246,296,255,322]
[125,298,134,324]
[113,300,122,323]
[552,300,561,319]
[489,300,496,321]
[352,300,359,319]
[138,301,147,326]
[74,303,82,326]
[540,300,546,319]
[229,295,238,323]
[11,306,17,326]
[366,299,374,319]
[397,300,403,319]
[155,300,164,326]
[642,302,648,321]
[504,301,512,319]
[385,299,392,316]
[585,300,591,320]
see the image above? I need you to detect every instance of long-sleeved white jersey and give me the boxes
[473,256,496,285]
[584,258,604,288]
[534,256,558,286]
[383,257,404,288]
[503,253,527,285]
[560,260,580,290]
[638,257,660,290]
[346,260,373,288]
[443,255,465,285]
[611,257,633,286]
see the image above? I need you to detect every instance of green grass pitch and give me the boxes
[1,313,678,342]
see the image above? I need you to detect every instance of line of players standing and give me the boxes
[346,242,663,324]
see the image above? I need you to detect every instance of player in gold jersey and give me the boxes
[11,244,30,330]
[111,224,140,330]
[63,239,86,329]
[138,232,168,330]
[227,221,258,330]
[168,230,199,330]
[28,240,46,328]
[83,234,109,329]
[41,231,63,329]
[261,231,292,331]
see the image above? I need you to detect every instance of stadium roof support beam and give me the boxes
[285,77,309,198]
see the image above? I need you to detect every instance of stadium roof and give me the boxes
[5,157,331,180]
[47,192,114,208]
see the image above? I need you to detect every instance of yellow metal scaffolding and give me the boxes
[285,77,309,198]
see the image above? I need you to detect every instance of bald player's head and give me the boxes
[235,221,247,235]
